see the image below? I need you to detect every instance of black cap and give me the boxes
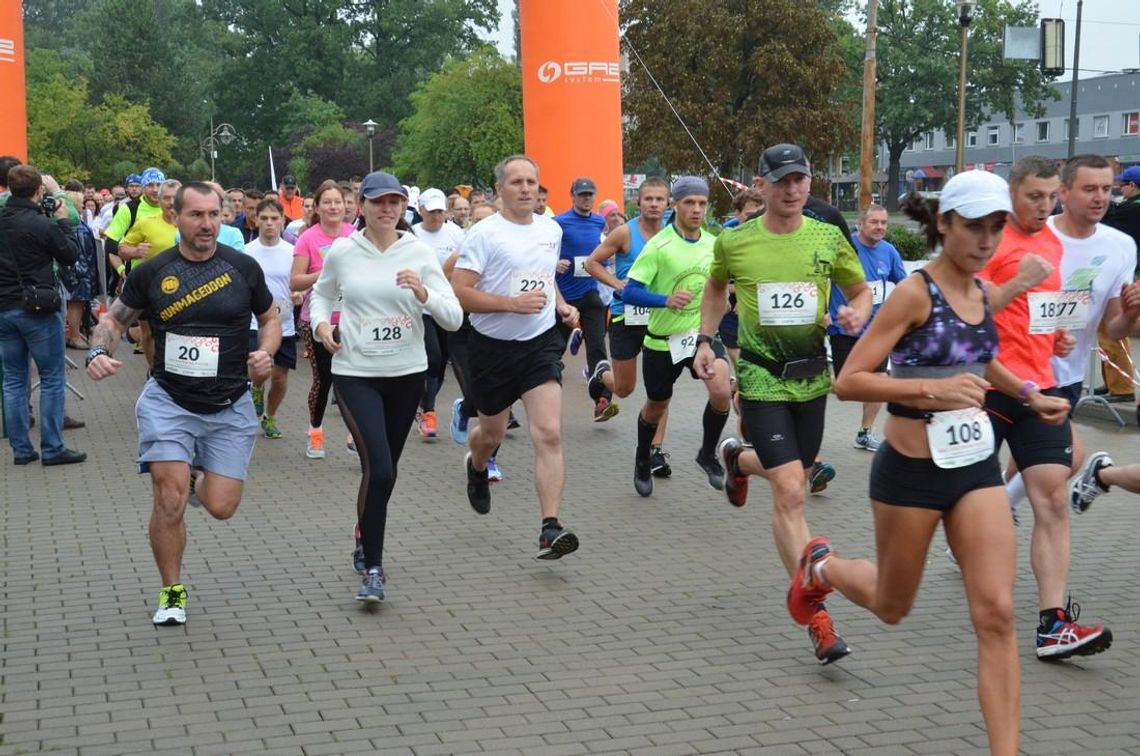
[571,177,597,195]
[359,171,407,200]
[282,175,297,187]
[758,144,811,181]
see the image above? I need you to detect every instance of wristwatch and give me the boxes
[695,334,715,348]
[1017,380,1040,403]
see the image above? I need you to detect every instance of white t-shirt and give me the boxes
[456,212,562,341]
[1048,216,1138,387]
[413,221,466,268]
[244,237,297,337]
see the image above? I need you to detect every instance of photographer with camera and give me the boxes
[0,164,87,466]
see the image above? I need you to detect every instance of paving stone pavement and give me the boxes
[3,348,1140,756]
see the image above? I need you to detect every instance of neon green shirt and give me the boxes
[711,216,864,402]
[626,222,715,352]
[104,198,162,242]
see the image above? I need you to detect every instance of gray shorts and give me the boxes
[135,378,259,480]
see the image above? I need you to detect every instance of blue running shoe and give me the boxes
[569,327,583,355]
[450,397,469,444]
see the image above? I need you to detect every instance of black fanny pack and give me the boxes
[740,347,827,380]
[21,282,61,314]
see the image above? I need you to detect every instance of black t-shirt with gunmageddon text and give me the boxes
[119,244,273,413]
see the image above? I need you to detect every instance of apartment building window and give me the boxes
[987,125,1001,146]
[923,131,935,150]
[945,134,956,150]
[1064,118,1080,140]
[967,132,978,147]
[1013,123,1025,144]
[1093,115,1110,139]
[1124,112,1140,136]
[1036,121,1050,142]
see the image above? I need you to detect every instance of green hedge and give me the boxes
[885,226,928,261]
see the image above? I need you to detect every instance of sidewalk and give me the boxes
[2,349,1139,755]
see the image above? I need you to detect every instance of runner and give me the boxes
[828,203,907,451]
[585,177,674,475]
[620,176,733,496]
[789,169,1069,756]
[290,180,356,459]
[698,144,872,662]
[244,198,299,439]
[554,177,616,421]
[451,154,580,559]
[86,181,281,626]
[310,172,462,601]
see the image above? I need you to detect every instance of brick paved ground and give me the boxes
[3,348,1139,755]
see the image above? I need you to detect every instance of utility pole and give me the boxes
[1067,0,1083,157]
[954,2,976,173]
[859,0,880,210]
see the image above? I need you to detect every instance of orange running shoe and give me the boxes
[787,536,834,625]
[306,427,326,459]
[807,606,851,665]
[420,411,439,439]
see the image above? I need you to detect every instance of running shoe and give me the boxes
[251,385,265,417]
[419,410,439,439]
[507,411,521,430]
[352,523,365,574]
[152,584,188,626]
[450,398,469,444]
[787,536,835,625]
[634,451,653,497]
[594,397,619,422]
[719,437,749,508]
[465,452,491,514]
[1036,598,1113,660]
[346,436,357,456]
[695,448,726,491]
[261,416,282,439]
[650,445,672,478]
[187,467,204,509]
[536,521,579,560]
[487,456,503,482]
[1070,451,1113,514]
[588,360,611,401]
[808,461,835,494]
[807,606,851,665]
[306,428,326,459]
[356,567,386,603]
[853,429,881,452]
[569,327,584,355]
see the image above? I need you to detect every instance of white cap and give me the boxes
[938,169,1012,219]
[419,188,447,212]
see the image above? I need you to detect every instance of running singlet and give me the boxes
[711,215,864,402]
[611,218,648,320]
[119,244,273,414]
[626,223,714,352]
[890,269,999,378]
[978,222,1063,388]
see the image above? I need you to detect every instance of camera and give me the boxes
[39,194,59,216]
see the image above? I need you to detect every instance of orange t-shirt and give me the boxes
[979,222,1063,388]
[280,193,305,222]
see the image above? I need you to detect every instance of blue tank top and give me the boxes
[612,219,648,317]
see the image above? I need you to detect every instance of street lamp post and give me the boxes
[202,115,238,183]
[954,1,976,173]
[363,119,378,172]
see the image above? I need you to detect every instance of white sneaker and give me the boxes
[152,585,188,626]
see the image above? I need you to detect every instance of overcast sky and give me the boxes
[482,0,1140,80]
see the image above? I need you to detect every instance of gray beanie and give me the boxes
[671,176,709,201]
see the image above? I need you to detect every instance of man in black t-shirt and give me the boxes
[86,182,281,627]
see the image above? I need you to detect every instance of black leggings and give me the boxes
[557,289,611,400]
[448,322,476,419]
[299,320,334,428]
[421,315,446,412]
[333,372,425,569]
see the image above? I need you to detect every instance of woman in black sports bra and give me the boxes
[784,171,1069,756]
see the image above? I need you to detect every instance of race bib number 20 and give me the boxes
[165,333,220,377]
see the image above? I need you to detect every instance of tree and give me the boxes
[621,0,856,210]
[392,48,522,187]
[874,0,1059,207]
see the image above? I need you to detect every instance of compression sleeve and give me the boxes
[621,279,668,308]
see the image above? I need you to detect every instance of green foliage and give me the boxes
[621,0,856,214]
[393,48,522,187]
[186,159,212,182]
[25,49,176,185]
[281,92,348,144]
[885,225,928,261]
[872,0,1059,206]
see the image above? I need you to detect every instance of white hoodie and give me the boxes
[310,229,462,377]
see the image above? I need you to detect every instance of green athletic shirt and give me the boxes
[710,215,864,402]
[104,198,162,242]
[626,222,715,352]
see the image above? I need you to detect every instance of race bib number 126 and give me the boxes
[757,282,818,325]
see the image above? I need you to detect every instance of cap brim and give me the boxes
[946,199,1012,219]
[361,188,407,200]
[421,202,446,212]
[762,164,811,182]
